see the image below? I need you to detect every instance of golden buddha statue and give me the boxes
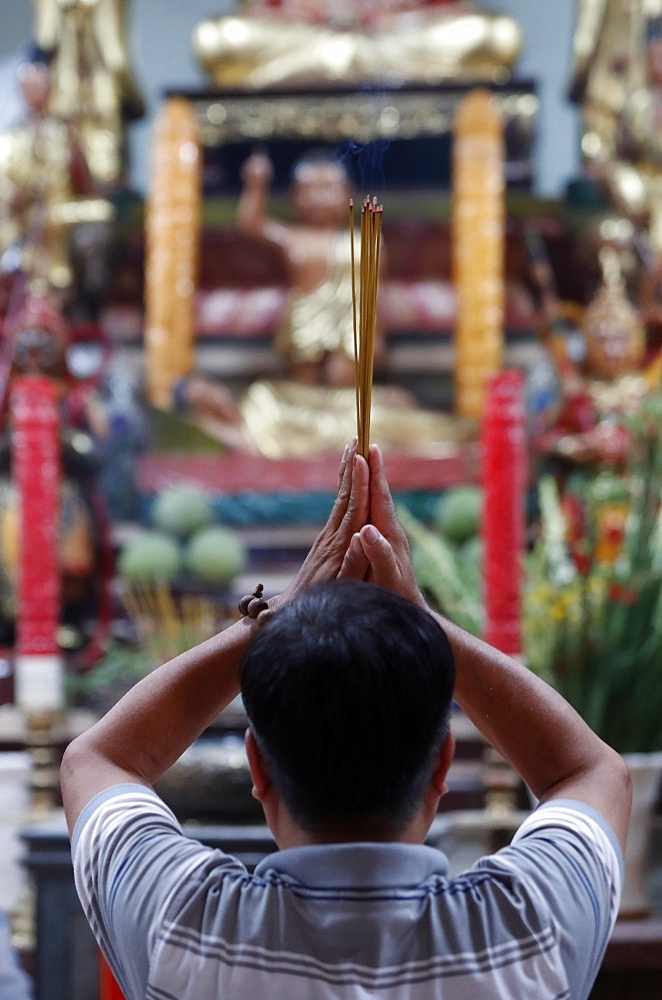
[237,149,369,388]
[172,149,476,459]
[192,0,522,90]
[32,0,144,185]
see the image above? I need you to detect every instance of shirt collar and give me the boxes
[253,842,448,888]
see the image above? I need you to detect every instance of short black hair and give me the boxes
[241,580,455,836]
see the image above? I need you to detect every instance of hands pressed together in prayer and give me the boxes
[253,437,426,616]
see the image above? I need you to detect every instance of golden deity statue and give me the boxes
[192,0,522,90]
[535,246,661,466]
[569,0,644,167]
[32,0,144,185]
[0,49,113,292]
[570,2,662,252]
[173,150,475,458]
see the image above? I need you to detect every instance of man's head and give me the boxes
[241,580,455,840]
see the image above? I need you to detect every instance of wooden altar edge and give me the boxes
[135,444,481,496]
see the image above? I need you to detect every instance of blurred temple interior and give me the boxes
[0,2,661,998]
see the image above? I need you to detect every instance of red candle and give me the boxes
[11,374,64,713]
[481,370,527,655]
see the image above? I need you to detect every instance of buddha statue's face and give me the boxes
[584,312,644,381]
[292,161,351,228]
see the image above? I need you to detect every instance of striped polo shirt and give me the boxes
[72,785,622,1000]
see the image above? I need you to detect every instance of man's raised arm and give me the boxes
[61,440,369,836]
[340,444,632,851]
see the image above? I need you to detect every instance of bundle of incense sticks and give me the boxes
[350,196,383,458]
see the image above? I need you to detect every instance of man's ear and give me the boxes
[430,729,456,797]
[245,728,271,802]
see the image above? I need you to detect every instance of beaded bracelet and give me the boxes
[238,583,274,625]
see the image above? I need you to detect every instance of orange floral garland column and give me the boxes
[452,89,505,419]
[144,98,202,408]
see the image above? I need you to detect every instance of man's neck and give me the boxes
[272,812,432,849]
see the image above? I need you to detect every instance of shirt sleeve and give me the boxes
[71,783,245,1000]
[477,798,623,999]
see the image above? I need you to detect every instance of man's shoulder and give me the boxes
[512,798,623,858]
[474,798,623,924]
[71,782,171,854]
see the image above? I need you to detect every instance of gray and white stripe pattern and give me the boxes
[73,787,622,1000]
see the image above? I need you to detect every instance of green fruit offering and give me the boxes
[435,486,482,544]
[118,531,183,581]
[152,485,214,537]
[185,526,247,585]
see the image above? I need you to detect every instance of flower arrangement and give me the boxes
[523,392,662,753]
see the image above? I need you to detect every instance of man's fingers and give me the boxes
[290,444,368,596]
[336,437,356,493]
[367,444,399,531]
[338,532,369,580]
[341,453,369,533]
[357,523,403,591]
[327,438,358,530]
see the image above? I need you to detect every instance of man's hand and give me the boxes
[339,444,425,606]
[282,438,369,602]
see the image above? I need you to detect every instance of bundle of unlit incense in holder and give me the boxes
[350,196,382,459]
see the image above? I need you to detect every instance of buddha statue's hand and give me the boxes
[241,151,273,190]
